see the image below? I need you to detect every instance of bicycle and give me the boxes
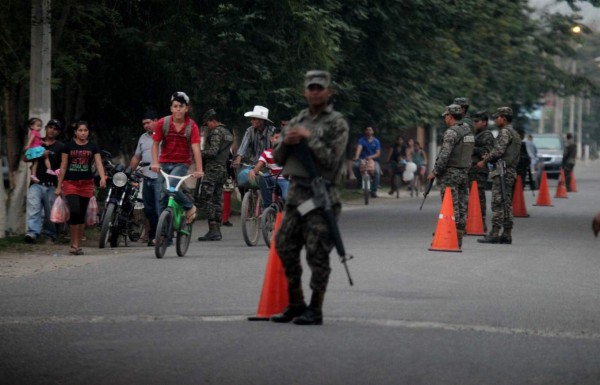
[155,169,194,258]
[260,172,286,248]
[238,165,263,246]
[358,159,372,205]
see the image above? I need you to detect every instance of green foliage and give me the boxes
[2,0,599,158]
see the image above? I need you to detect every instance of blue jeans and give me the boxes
[159,163,194,212]
[143,177,162,239]
[26,183,57,240]
[258,175,289,208]
[352,160,380,194]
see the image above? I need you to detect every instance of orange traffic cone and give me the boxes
[512,175,529,217]
[248,212,288,321]
[533,171,553,206]
[569,170,578,192]
[466,180,485,235]
[555,169,568,199]
[429,187,461,252]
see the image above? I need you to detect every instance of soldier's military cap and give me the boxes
[471,110,488,121]
[304,70,331,88]
[453,97,469,106]
[441,104,463,117]
[492,107,513,118]
[202,108,217,124]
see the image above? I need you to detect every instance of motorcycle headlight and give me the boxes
[113,172,128,187]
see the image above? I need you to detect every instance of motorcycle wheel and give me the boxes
[155,208,173,259]
[99,203,116,249]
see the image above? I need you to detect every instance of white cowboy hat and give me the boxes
[244,105,273,123]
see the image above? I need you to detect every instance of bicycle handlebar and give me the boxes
[159,169,195,192]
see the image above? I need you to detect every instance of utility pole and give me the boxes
[29,0,52,130]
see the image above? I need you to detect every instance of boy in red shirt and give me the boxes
[151,92,204,224]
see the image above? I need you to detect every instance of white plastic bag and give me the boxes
[85,196,98,227]
[50,196,70,223]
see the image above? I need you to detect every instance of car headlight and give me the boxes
[112,172,128,187]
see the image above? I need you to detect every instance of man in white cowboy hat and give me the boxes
[233,105,276,169]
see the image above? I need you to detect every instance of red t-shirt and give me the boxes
[153,115,201,165]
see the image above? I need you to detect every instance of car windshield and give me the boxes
[533,136,561,150]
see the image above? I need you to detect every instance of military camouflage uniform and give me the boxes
[562,136,576,191]
[463,115,475,134]
[468,128,495,223]
[273,104,349,293]
[197,124,233,223]
[434,121,474,233]
[487,124,521,232]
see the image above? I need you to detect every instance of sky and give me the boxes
[529,0,600,29]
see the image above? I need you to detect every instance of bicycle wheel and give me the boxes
[176,222,192,257]
[155,208,173,258]
[261,206,278,248]
[241,190,261,246]
[99,203,116,248]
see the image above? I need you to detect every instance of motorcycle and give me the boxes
[98,151,149,248]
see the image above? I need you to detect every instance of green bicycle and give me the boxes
[155,169,195,259]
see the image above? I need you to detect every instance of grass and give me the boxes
[0,236,38,253]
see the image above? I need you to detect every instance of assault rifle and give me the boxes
[419,178,435,211]
[293,141,354,286]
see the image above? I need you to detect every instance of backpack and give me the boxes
[162,116,192,141]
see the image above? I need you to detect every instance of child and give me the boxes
[25,118,54,183]
[248,128,288,208]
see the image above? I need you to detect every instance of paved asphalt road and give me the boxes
[1,162,599,385]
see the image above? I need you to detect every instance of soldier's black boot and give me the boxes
[197,221,222,241]
[293,291,325,325]
[477,226,501,244]
[499,228,512,244]
[271,287,306,323]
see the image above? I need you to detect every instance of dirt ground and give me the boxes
[0,238,145,279]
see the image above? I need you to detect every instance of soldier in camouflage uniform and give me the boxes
[271,70,349,326]
[468,110,495,230]
[197,109,233,241]
[427,104,474,248]
[454,97,474,134]
[477,107,521,245]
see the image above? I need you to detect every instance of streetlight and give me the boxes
[570,25,585,160]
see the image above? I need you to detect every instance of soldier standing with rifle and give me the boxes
[271,70,350,326]
[468,111,495,231]
[477,107,521,245]
[427,104,474,248]
[196,109,233,241]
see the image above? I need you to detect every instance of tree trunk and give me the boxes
[5,161,29,236]
[4,86,19,185]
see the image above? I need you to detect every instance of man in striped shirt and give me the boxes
[248,128,288,208]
